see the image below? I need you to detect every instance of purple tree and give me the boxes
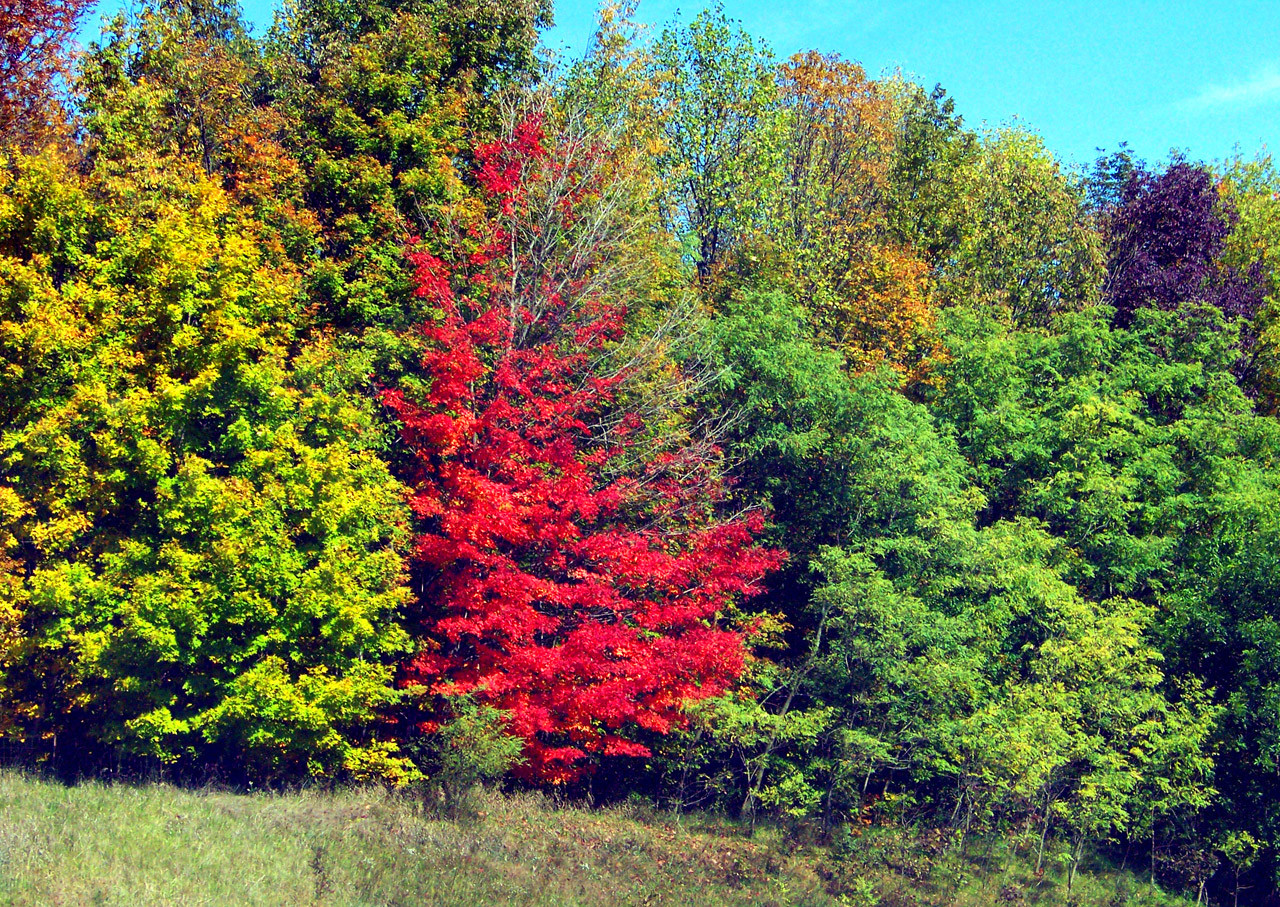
[1103,160,1265,328]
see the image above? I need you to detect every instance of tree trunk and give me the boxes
[1067,834,1085,896]
[742,605,832,821]
[674,725,703,816]
[1036,806,1051,874]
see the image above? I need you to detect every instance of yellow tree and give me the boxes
[775,52,936,379]
[1221,153,1280,411]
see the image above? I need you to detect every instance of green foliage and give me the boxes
[939,128,1104,323]
[705,289,971,559]
[412,695,525,807]
[809,519,1214,842]
[926,298,1280,882]
[929,303,1250,595]
[260,0,549,333]
[264,1,465,333]
[0,149,414,783]
[687,284,1216,886]
[884,80,977,262]
[651,4,783,277]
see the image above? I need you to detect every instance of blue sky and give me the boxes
[90,0,1280,169]
[544,0,1280,169]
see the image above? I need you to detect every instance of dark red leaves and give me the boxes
[1105,161,1266,328]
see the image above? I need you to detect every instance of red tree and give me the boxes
[384,116,782,783]
[0,0,92,147]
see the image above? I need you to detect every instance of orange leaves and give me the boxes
[778,51,894,239]
[0,0,91,149]
[775,52,940,379]
[812,241,937,381]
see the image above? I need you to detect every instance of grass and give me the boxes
[0,770,1195,906]
[821,824,1196,907]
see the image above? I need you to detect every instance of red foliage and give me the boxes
[0,0,91,147]
[385,118,782,783]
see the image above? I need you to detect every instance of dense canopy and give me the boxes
[3,0,1280,902]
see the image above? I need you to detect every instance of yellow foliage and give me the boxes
[774,53,941,379]
[810,242,937,379]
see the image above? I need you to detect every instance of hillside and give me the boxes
[3,0,1280,903]
[0,772,1191,907]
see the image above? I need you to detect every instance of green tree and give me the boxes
[884,80,976,262]
[262,0,549,334]
[927,296,1280,884]
[0,148,415,783]
[650,4,783,279]
[940,128,1103,324]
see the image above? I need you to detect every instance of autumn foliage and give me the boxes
[10,2,1280,898]
[775,52,936,377]
[384,117,781,782]
[0,0,90,147]
[1102,159,1265,327]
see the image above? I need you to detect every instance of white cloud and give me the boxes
[1182,66,1280,114]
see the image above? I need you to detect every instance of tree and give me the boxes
[387,115,781,784]
[1156,414,1280,886]
[0,0,91,148]
[262,0,550,335]
[926,292,1280,888]
[1102,159,1265,328]
[776,51,892,255]
[939,128,1103,325]
[77,0,317,264]
[1083,142,1141,214]
[651,4,782,279]
[269,0,549,98]
[676,289,1215,840]
[0,147,415,783]
[884,80,977,262]
[1220,153,1280,410]
[774,52,936,377]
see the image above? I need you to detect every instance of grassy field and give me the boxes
[0,770,1194,906]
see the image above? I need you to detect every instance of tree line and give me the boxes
[4,0,1280,900]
